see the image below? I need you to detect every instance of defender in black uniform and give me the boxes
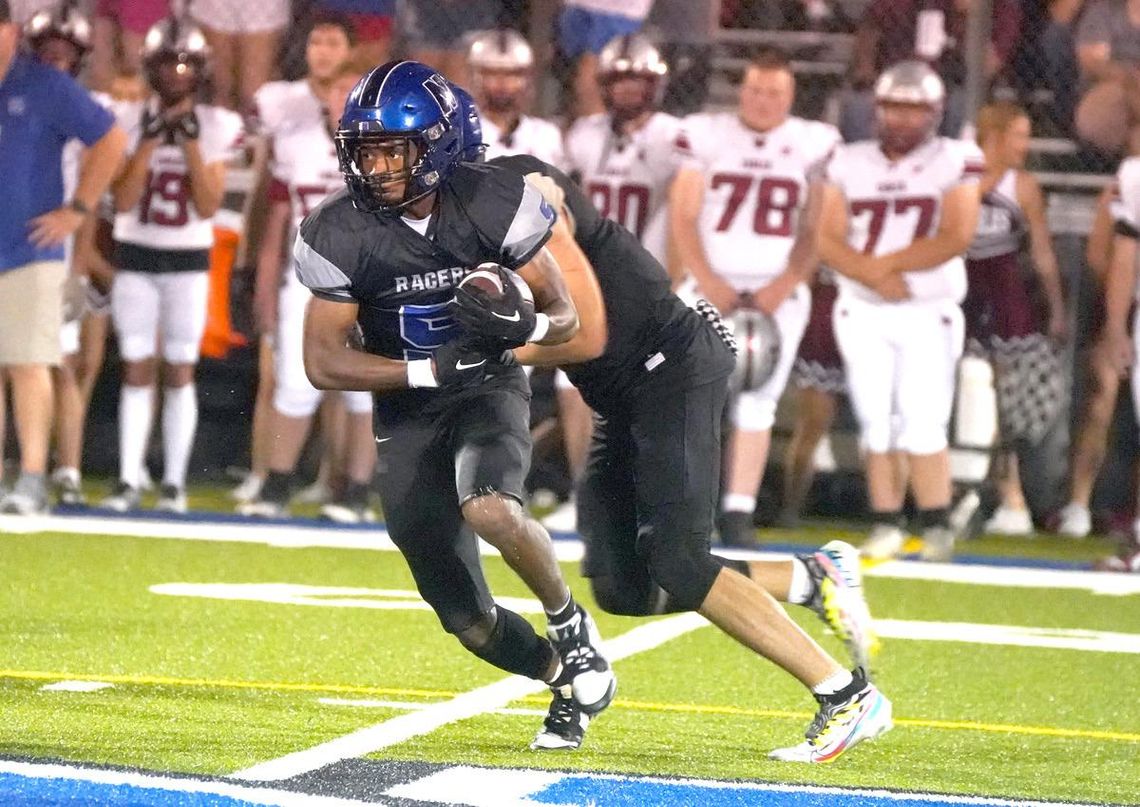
[487,148,895,762]
[293,61,614,751]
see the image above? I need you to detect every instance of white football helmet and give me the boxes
[598,34,668,123]
[467,28,534,72]
[874,60,945,155]
[729,309,781,392]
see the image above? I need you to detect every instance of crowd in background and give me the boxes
[2,0,1140,573]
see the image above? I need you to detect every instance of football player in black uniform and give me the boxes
[452,91,894,762]
[293,62,613,751]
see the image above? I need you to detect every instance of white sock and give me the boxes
[722,493,756,514]
[812,668,855,697]
[119,385,154,489]
[162,384,198,489]
[786,558,814,605]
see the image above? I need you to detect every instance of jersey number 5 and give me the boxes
[140,170,191,227]
[398,301,458,361]
[710,174,801,237]
[849,196,937,254]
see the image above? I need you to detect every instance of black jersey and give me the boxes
[294,162,556,362]
[489,154,722,407]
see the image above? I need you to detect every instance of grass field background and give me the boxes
[1,514,1137,805]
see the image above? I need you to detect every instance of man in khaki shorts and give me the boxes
[0,0,125,514]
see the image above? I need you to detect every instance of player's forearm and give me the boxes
[514,322,605,366]
[255,206,290,290]
[882,232,973,274]
[74,126,126,210]
[673,218,717,284]
[182,141,224,218]
[303,341,410,392]
[112,141,158,213]
[533,299,579,345]
[818,234,870,282]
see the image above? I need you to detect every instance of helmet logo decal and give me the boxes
[422,74,458,120]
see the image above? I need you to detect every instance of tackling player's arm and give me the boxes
[515,246,580,345]
[303,297,413,391]
[669,166,738,312]
[878,182,981,274]
[1017,171,1067,341]
[514,208,606,365]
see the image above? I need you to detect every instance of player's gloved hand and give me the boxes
[169,110,200,141]
[452,266,537,349]
[406,337,512,390]
[140,104,167,140]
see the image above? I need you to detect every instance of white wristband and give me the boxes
[529,313,551,343]
[406,358,438,389]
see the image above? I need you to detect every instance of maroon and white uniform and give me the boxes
[826,136,983,454]
[565,110,682,263]
[678,112,840,430]
[482,115,567,170]
[109,100,243,364]
[792,269,844,394]
[261,84,373,419]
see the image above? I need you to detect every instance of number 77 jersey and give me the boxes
[677,112,840,289]
[824,136,985,304]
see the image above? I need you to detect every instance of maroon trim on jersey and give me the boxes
[962,160,986,178]
[267,178,290,203]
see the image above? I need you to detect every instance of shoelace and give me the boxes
[544,690,578,731]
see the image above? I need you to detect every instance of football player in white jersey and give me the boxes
[238,67,377,522]
[467,29,566,170]
[671,46,840,546]
[1099,148,1140,572]
[565,34,680,266]
[100,17,243,513]
[235,12,356,506]
[819,61,983,562]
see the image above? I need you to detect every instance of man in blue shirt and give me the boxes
[0,0,126,514]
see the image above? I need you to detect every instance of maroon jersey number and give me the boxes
[139,170,191,227]
[849,196,938,254]
[710,173,801,237]
[587,182,651,238]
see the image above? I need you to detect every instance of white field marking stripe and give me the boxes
[0,759,377,807]
[387,765,1111,807]
[9,512,1140,596]
[231,611,709,782]
[40,680,114,692]
[318,697,547,717]
[876,619,1140,654]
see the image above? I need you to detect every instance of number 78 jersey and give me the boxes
[677,113,840,288]
[824,136,985,304]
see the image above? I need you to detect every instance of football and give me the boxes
[458,263,534,304]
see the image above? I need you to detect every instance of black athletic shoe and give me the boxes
[530,684,588,750]
[547,605,616,716]
[717,510,758,547]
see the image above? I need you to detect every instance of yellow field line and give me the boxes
[6,669,1138,744]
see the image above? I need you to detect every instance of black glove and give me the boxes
[169,110,200,141]
[430,336,512,389]
[140,105,167,141]
[452,266,537,349]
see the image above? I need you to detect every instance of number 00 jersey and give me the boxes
[490,154,726,408]
[676,113,840,288]
[294,162,554,366]
[824,136,984,304]
[110,101,243,253]
[565,111,683,263]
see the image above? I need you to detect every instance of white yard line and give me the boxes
[230,612,709,782]
[7,512,1139,595]
[0,759,376,806]
[875,618,1140,654]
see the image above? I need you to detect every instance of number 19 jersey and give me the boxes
[111,100,244,252]
[677,113,839,289]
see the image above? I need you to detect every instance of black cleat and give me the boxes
[547,605,616,716]
[530,684,588,750]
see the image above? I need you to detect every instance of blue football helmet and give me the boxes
[450,83,486,163]
[335,60,464,213]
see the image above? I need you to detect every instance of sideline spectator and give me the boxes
[1036,0,1085,134]
[312,0,395,71]
[1074,0,1140,156]
[838,0,1022,142]
[90,0,170,96]
[190,0,290,113]
[0,0,126,514]
[558,0,653,119]
[397,0,503,83]
[648,0,716,116]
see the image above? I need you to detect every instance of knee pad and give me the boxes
[118,333,157,363]
[273,382,321,418]
[897,418,949,455]
[644,535,722,612]
[591,575,655,616]
[161,338,203,365]
[731,390,777,431]
[464,606,554,680]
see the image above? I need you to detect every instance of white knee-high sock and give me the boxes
[119,385,154,489]
[162,384,198,489]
